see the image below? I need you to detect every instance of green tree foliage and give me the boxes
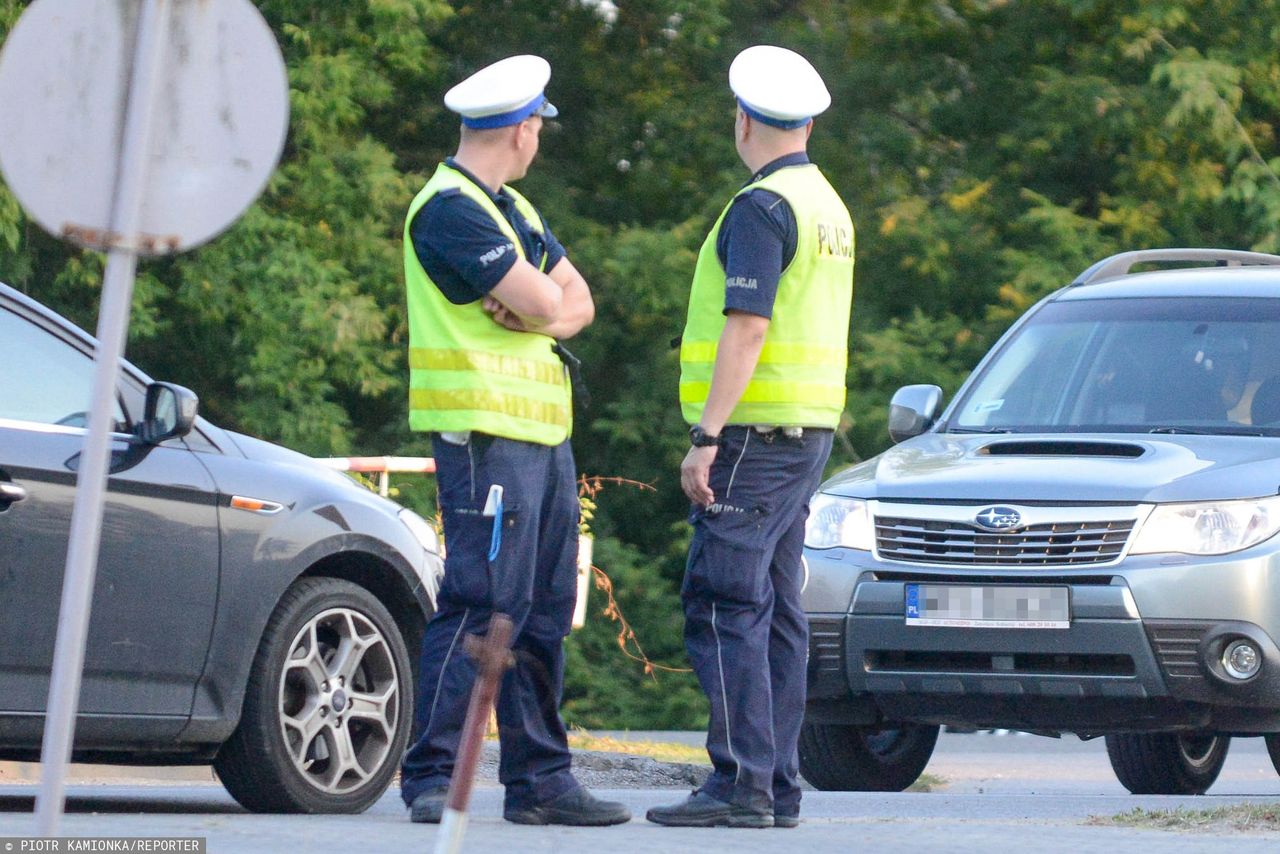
[5,0,1280,726]
[0,0,453,453]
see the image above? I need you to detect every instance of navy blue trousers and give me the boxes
[400,434,580,810]
[682,426,833,815]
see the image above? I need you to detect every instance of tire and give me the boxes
[798,721,940,791]
[214,577,414,813]
[1104,732,1229,795]
[1263,734,1280,775]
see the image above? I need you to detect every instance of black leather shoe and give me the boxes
[646,790,773,828]
[774,812,800,828]
[408,785,450,824]
[504,786,631,826]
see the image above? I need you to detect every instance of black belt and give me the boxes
[725,424,832,446]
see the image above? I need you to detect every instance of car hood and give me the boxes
[822,433,1280,504]
[223,430,374,491]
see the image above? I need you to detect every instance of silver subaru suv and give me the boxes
[799,249,1280,795]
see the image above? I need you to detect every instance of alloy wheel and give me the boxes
[277,607,399,795]
[1177,733,1220,769]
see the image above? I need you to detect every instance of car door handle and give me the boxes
[0,482,27,504]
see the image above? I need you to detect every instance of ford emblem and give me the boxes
[975,505,1022,531]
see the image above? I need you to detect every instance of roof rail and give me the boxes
[1071,248,1280,287]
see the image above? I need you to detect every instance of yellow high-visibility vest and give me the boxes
[405,163,571,444]
[680,163,855,428]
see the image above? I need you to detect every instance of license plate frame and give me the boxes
[904,583,1070,629]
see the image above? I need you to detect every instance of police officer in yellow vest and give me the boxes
[400,55,629,827]
[648,46,854,829]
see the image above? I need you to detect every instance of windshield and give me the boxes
[949,297,1280,436]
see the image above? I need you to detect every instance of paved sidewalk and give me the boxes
[1,733,1276,852]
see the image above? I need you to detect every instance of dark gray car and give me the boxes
[0,281,443,813]
[800,249,1280,796]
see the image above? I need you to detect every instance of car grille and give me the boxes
[1147,623,1208,681]
[806,617,846,697]
[808,618,844,675]
[865,649,1136,677]
[875,516,1136,566]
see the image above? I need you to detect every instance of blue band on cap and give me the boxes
[462,94,548,129]
[737,98,811,130]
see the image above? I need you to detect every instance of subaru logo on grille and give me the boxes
[975,505,1022,531]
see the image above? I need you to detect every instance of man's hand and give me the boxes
[681,444,719,506]
[483,296,528,331]
[678,311,768,506]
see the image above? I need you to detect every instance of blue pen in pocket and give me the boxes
[483,484,504,562]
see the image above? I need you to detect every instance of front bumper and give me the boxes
[804,551,1280,734]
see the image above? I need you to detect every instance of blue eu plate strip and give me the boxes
[905,583,920,619]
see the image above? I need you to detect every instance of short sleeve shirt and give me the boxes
[409,158,566,305]
[715,152,808,319]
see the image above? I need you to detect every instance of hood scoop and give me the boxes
[979,440,1146,458]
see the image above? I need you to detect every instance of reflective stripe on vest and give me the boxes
[678,381,846,406]
[679,163,855,428]
[677,340,846,367]
[408,348,566,387]
[408,389,569,427]
[404,163,571,444]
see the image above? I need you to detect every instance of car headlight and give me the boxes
[805,494,874,551]
[398,508,441,554]
[1130,496,1280,556]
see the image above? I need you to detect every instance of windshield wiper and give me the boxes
[1149,426,1206,435]
[948,427,1013,434]
[1149,426,1265,437]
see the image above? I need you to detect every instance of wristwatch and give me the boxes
[689,425,721,447]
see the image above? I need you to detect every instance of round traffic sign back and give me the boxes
[0,0,289,255]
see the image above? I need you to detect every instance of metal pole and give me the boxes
[34,0,171,835]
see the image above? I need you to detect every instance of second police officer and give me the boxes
[648,45,856,829]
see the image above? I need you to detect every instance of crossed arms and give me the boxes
[484,256,595,340]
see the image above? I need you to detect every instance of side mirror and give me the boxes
[887,384,943,444]
[138,382,198,445]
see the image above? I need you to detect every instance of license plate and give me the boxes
[905,584,1069,629]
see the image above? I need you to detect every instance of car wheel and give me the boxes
[798,721,940,791]
[1104,732,1229,795]
[214,577,413,813]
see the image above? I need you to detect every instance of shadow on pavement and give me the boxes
[0,793,245,814]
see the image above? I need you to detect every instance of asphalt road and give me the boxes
[1,732,1279,852]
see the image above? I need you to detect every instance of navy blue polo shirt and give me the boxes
[409,158,566,305]
[716,152,806,319]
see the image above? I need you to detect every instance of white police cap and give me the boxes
[444,54,559,129]
[729,45,831,129]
